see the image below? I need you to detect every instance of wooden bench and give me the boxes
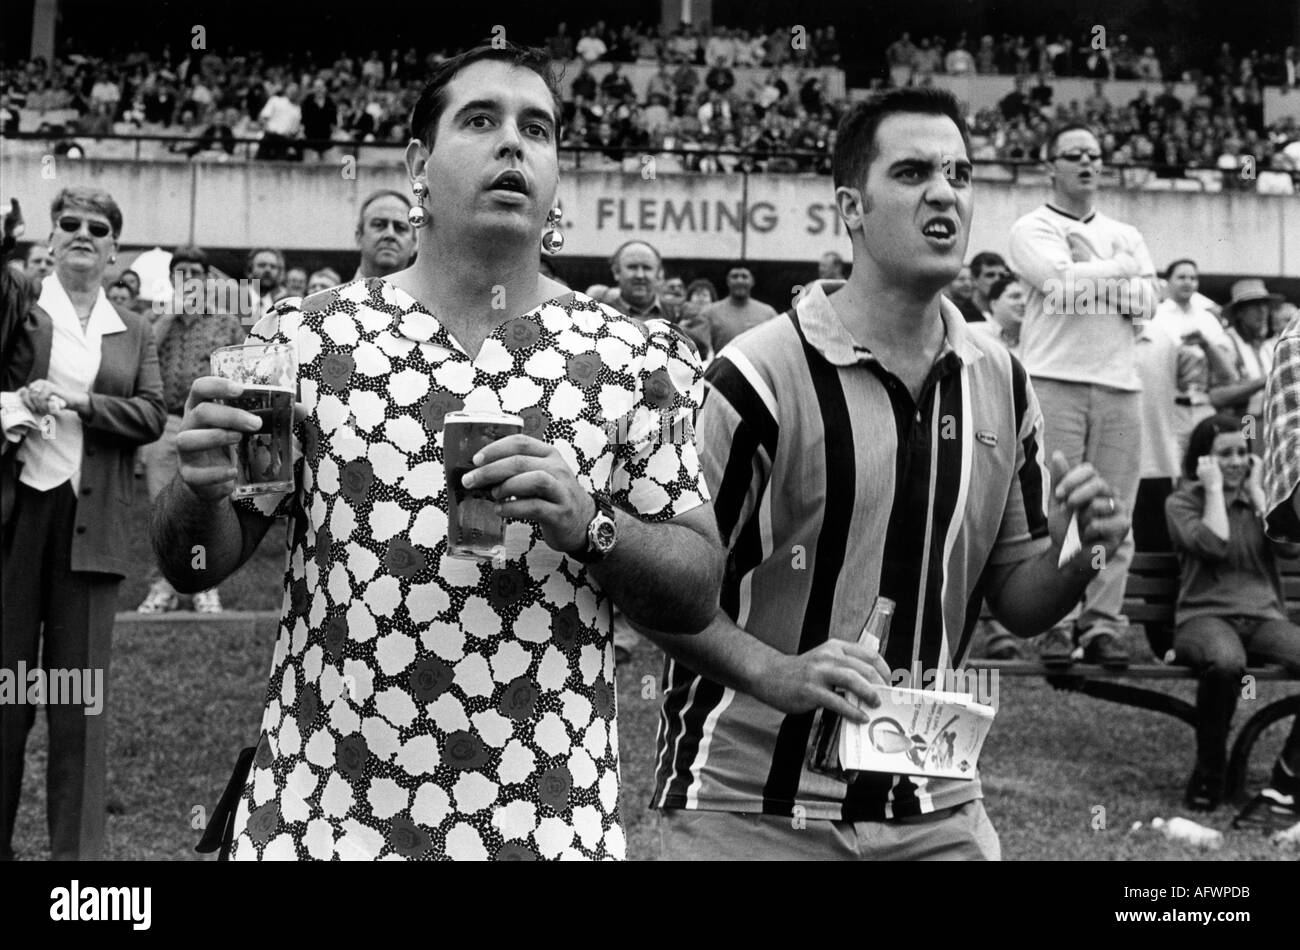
[969,552,1300,803]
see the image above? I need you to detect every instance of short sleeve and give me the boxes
[231,300,305,521]
[608,319,710,522]
[1264,331,1300,542]
[988,360,1053,566]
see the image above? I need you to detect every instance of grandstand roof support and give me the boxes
[31,0,57,62]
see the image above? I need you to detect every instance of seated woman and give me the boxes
[1165,414,1300,813]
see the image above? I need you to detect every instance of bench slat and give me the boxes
[965,659,1291,680]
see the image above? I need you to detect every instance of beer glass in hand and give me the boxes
[209,343,296,497]
[443,410,523,560]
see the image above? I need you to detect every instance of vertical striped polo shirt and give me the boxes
[652,281,1053,821]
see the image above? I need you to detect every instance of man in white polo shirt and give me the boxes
[1010,123,1159,667]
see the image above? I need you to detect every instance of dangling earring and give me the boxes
[408,180,429,228]
[109,254,117,264]
[541,206,564,255]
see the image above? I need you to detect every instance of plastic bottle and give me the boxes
[1151,816,1224,850]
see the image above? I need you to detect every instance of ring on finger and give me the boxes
[1106,497,1116,515]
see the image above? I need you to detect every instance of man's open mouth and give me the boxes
[921,218,957,240]
[488,170,528,194]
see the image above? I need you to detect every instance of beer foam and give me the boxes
[443,410,524,427]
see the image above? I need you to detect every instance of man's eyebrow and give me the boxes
[887,156,971,173]
[451,99,556,128]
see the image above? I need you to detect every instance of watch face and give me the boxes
[593,518,617,552]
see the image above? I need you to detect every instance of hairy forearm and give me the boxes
[635,608,775,695]
[987,548,1098,638]
[1209,377,1265,408]
[150,477,251,594]
[591,511,723,635]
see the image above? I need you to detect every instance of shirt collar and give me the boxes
[795,280,984,368]
[1046,202,1098,224]
[38,274,127,337]
[610,291,666,319]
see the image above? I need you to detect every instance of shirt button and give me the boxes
[76,525,87,534]
[81,486,92,495]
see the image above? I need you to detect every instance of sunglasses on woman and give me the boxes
[57,215,112,239]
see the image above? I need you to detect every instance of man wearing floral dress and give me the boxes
[150,43,723,860]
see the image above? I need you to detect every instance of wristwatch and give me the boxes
[570,492,617,564]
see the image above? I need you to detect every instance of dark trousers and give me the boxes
[1134,477,1174,552]
[1,481,119,860]
[1175,615,1300,778]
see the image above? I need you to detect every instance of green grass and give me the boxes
[9,487,1299,859]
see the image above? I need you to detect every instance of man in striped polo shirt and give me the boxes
[639,88,1130,860]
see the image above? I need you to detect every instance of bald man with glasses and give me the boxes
[1009,124,1160,668]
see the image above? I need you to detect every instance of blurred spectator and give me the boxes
[117,269,146,312]
[818,251,846,280]
[1221,279,1283,423]
[969,274,1025,352]
[1136,47,1163,81]
[301,79,338,158]
[945,42,975,76]
[570,63,597,101]
[283,266,308,298]
[546,23,575,62]
[106,280,133,309]
[1166,414,1300,813]
[999,76,1031,121]
[23,244,54,282]
[1133,301,1182,552]
[968,251,1008,319]
[1152,259,1234,442]
[353,189,415,279]
[601,63,633,101]
[576,28,608,64]
[136,243,242,615]
[685,278,717,305]
[605,240,675,320]
[306,267,342,294]
[700,263,778,353]
[256,82,302,161]
[887,33,917,87]
[945,263,981,323]
[245,247,284,319]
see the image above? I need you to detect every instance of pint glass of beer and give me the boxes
[443,409,523,560]
[210,342,296,498]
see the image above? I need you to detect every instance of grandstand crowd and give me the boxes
[4,24,1300,187]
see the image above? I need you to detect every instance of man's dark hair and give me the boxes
[409,41,563,148]
[1046,123,1099,158]
[1164,258,1198,280]
[1182,413,1251,480]
[989,272,1020,302]
[969,251,1007,279]
[831,87,971,192]
[171,244,208,271]
[726,262,752,276]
